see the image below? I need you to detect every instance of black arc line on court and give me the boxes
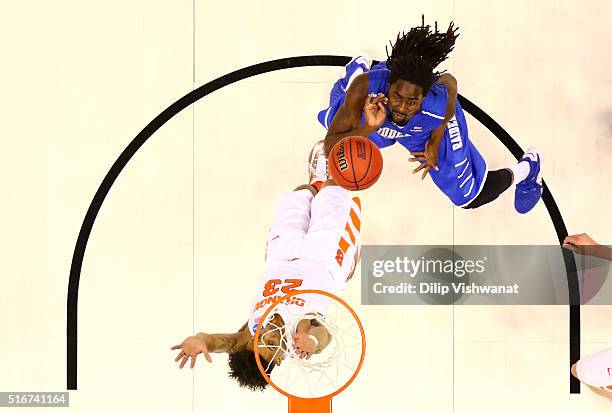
[67,55,580,393]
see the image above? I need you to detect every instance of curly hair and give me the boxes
[228,350,275,391]
[386,15,459,94]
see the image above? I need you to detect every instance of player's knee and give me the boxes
[320,179,338,190]
[293,184,317,196]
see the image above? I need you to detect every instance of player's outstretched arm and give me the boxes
[563,233,612,261]
[324,73,386,156]
[413,72,460,178]
[171,329,248,369]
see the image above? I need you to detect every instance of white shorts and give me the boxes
[265,186,362,288]
[576,347,612,391]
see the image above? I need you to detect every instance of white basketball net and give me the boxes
[258,297,363,398]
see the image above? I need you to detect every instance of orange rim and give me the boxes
[253,289,366,399]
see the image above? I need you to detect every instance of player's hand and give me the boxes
[408,153,430,179]
[363,93,388,130]
[171,334,212,369]
[293,332,316,359]
[563,233,612,260]
[409,140,440,180]
[563,233,599,249]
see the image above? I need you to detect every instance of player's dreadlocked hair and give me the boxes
[228,350,275,391]
[386,15,459,94]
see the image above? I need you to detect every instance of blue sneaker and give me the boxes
[514,146,543,214]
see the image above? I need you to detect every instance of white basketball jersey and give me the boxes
[247,259,338,335]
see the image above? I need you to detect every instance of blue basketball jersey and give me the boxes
[318,62,488,207]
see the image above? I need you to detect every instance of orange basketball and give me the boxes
[328,136,383,191]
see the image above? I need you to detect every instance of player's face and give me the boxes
[247,326,284,366]
[387,80,424,126]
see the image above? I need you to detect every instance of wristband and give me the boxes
[307,334,319,349]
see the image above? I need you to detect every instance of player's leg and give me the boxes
[413,109,543,212]
[317,54,372,129]
[304,179,363,290]
[266,139,336,261]
[265,184,316,262]
[307,140,329,193]
[294,184,318,196]
[463,147,543,212]
[462,169,512,209]
[511,147,543,214]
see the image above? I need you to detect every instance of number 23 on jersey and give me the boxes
[262,278,303,297]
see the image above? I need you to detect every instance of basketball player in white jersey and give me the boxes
[170,141,362,390]
[564,233,612,398]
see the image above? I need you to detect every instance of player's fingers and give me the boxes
[377,102,386,112]
[190,355,197,369]
[427,157,439,170]
[408,157,425,162]
[179,355,189,369]
[411,151,425,156]
[412,163,427,173]
[174,351,185,362]
[203,350,212,363]
[170,344,182,350]
[421,165,431,180]
[562,243,579,253]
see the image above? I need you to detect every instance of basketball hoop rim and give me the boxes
[253,289,366,400]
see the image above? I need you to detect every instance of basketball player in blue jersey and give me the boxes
[318,18,543,212]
